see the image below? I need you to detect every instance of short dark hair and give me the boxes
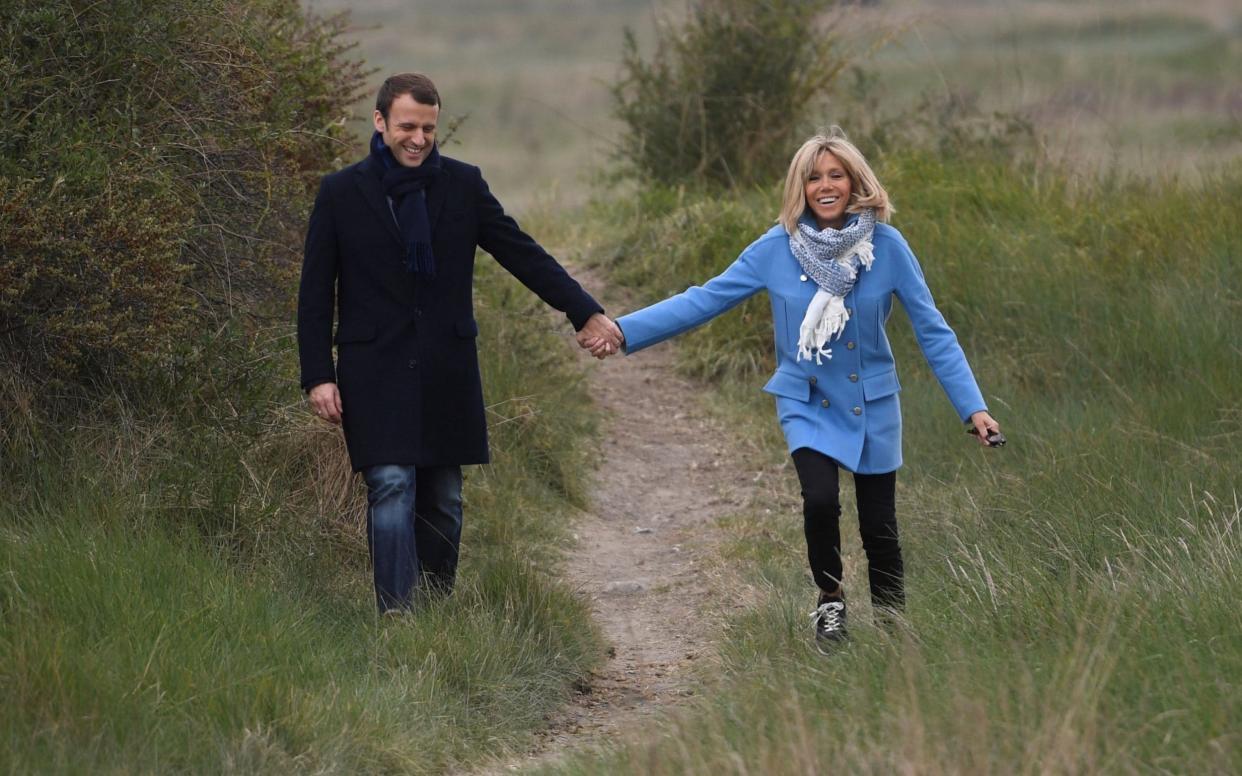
[376,73,441,119]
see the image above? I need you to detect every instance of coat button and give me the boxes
[809,376,817,385]
[799,274,808,282]
[849,373,858,382]
[846,341,856,350]
[821,398,830,408]
[408,359,418,369]
[853,406,862,415]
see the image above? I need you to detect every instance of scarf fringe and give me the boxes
[796,341,834,365]
[855,239,875,271]
[796,237,874,364]
[407,242,437,277]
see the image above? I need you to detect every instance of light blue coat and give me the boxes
[617,218,987,474]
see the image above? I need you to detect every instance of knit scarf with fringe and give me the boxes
[788,209,877,364]
[370,130,442,276]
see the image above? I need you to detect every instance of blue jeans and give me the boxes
[361,464,463,611]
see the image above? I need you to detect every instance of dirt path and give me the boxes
[473,270,756,772]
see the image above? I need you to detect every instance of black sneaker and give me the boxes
[811,598,848,653]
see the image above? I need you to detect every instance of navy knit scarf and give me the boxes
[370,130,443,276]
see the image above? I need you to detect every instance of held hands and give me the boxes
[308,382,343,424]
[576,312,624,359]
[967,411,1004,447]
[310,314,622,427]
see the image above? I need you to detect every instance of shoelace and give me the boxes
[811,601,844,631]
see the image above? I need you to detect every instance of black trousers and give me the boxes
[791,447,904,611]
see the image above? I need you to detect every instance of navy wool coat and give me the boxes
[297,153,602,471]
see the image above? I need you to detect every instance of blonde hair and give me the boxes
[778,127,893,234]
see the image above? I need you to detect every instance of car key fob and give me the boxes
[968,427,1007,447]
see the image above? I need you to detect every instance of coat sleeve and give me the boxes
[617,244,767,354]
[297,178,339,392]
[891,236,987,421]
[473,168,603,330]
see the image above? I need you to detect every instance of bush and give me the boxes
[611,0,851,188]
[0,169,192,381]
[0,0,366,396]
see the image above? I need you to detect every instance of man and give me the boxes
[297,73,621,612]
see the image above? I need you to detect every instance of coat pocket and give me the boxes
[862,368,901,400]
[762,369,811,402]
[333,322,377,344]
[454,318,479,338]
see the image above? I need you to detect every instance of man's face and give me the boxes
[373,94,439,167]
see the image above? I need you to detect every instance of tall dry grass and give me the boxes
[548,136,1241,773]
[1,255,606,773]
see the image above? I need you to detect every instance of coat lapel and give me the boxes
[352,155,453,249]
[352,158,403,249]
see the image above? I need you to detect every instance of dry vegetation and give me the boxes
[308,0,1239,208]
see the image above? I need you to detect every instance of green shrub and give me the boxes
[0,169,192,381]
[611,0,850,187]
[0,0,366,396]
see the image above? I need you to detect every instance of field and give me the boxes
[302,0,1241,771]
[307,0,1241,206]
[4,0,1239,772]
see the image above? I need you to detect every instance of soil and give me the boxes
[470,269,758,773]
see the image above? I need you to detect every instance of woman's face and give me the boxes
[804,151,852,230]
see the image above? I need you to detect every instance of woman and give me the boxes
[604,128,1002,651]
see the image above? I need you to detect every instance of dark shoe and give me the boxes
[811,597,848,653]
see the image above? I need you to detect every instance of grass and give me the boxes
[6,0,1240,770]
[304,0,668,209]
[1,508,593,772]
[0,247,606,772]
[541,139,1242,772]
[858,1,1242,173]
[305,0,1241,207]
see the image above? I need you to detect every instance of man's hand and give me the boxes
[576,313,624,359]
[309,382,343,424]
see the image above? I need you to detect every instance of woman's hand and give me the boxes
[968,411,1001,447]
